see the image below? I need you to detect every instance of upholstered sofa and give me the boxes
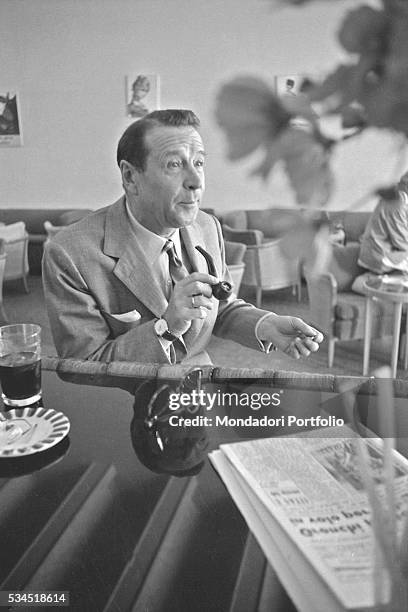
[220,207,395,367]
[0,209,93,274]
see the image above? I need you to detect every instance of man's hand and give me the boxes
[258,313,323,359]
[164,272,219,336]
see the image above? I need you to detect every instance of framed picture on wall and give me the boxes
[0,91,23,146]
[275,73,318,131]
[125,73,160,119]
[275,74,305,97]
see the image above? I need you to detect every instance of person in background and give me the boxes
[358,171,408,275]
[42,109,323,365]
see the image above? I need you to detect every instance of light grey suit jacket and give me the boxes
[42,197,266,364]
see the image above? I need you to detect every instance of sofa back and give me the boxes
[0,209,93,235]
[0,208,94,275]
[222,208,370,243]
[327,211,369,243]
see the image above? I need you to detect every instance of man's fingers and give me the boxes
[189,294,213,311]
[189,281,214,298]
[286,343,301,359]
[302,337,321,352]
[293,320,324,344]
[189,305,208,319]
[293,337,311,357]
[175,276,217,299]
[179,272,219,287]
[309,330,324,343]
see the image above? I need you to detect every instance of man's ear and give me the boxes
[120,160,140,194]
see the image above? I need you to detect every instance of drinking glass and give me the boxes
[0,324,42,407]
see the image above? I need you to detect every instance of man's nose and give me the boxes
[183,166,203,191]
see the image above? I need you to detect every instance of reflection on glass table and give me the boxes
[0,361,407,611]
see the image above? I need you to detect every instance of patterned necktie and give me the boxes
[164,239,188,285]
[162,239,188,361]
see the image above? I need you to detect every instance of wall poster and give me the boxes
[125,74,160,119]
[0,91,23,147]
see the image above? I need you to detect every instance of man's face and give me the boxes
[133,125,206,236]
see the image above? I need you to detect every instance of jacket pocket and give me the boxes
[102,310,142,337]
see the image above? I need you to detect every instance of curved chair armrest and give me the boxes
[222,224,264,246]
[245,238,281,250]
[44,221,66,238]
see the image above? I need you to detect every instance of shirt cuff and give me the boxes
[254,312,278,354]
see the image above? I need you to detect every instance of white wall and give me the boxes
[0,0,405,212]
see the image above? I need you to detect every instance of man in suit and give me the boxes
[43,109,323,365]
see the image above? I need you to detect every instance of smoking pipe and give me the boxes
[195,245,233,300]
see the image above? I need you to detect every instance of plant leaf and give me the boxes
[279,215,332,276]
[252,127,333,206]
[215,76,291,160]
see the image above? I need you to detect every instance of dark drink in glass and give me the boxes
[0,352,41,405]
[0,325,42,408]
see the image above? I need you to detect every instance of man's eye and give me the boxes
[195,159,205,168]
[167,160,182,169]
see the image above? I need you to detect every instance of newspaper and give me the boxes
[210,425,408,611]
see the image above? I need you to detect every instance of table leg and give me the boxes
[363,297,372,376]
[391,302,403,378]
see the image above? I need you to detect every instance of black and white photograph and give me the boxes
[0,91,23,146]
[1,1,408,610]
[125,73,160,119]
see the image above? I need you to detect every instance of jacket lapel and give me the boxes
[103,198,167,318]
[181,224,208,274]
[102,202,215,347]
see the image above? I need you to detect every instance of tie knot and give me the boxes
[164,239,182,268]
[164,239,175,253]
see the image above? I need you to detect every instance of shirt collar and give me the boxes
[125,198,181,259]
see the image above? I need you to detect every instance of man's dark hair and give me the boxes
[116,109,201,171]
